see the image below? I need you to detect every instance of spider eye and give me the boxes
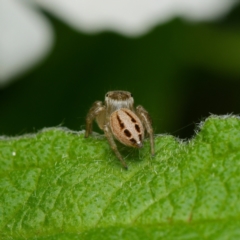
[130,93,133,97]
[105,93,109,97]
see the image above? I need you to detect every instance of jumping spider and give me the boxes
[85,90,154,169]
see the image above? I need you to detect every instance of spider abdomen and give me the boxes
[110,108,144,148]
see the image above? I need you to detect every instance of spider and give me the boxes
[85,90,154,169]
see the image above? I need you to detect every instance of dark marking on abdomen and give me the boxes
[123,110,137,123]
[138,134,142,141]
[124,129,131,137]
[130,138,137,144]
[117,115,125,129]
[135,124,140,133]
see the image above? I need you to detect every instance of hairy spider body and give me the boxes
[85,90,154,169]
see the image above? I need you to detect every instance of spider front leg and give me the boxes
[103,124,128,170]
[136,105,155,156]
[85,101,105,138]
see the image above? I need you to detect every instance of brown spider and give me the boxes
[85,90,154,169]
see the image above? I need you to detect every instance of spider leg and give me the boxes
[85,101,105,138]
[103,124,128,169]
[136,105,155,156]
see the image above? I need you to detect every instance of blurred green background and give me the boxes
[1,3,240,139]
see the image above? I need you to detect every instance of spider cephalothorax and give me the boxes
[85,90,154,169]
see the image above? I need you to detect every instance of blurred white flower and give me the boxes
[0,0,53,86]
[37,0,237,35]
[0,0,237,86]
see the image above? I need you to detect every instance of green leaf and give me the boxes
[1,115,240,239]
